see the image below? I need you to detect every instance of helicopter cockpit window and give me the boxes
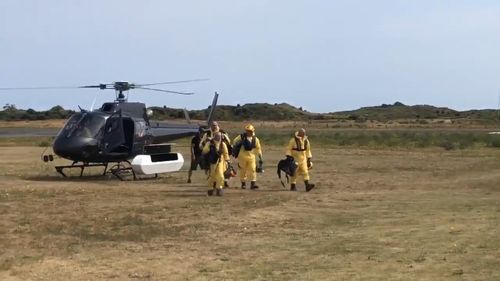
[61,113,106,138]
[59,114,81,137]
[101,103,116,113]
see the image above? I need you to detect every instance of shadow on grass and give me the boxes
[22,174,161,182]
[23,174,119,182]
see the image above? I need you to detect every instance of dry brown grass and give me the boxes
[1,144,500,280]
[0,120,65,129]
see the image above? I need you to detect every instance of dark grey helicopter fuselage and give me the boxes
[53,101,199,163]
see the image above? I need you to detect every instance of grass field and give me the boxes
[1,141,500,280]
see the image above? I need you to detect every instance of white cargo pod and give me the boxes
[131,153,184,175]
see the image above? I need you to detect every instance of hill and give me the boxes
[332,102,458,121]
[149,102,315,121]
[1,101,499,124]
[331,102,499,123]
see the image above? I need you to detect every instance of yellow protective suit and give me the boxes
[233,133,262,182]
[286,132,312,184]
[202,140,229,190]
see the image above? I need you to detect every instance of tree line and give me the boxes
[0,104,74,121]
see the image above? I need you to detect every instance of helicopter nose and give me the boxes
[53,136,98,161]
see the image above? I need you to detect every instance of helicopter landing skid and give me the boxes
[108,161,136,181]
[55,161,158,181]
[55,162,109,178]
[108,161,159,181]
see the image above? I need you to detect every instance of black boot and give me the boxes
[216,188,224,196]
[290,183,297,191]
[305,180,315,192]
[207,189,214,196]
[224,181,229,188]
[250,181,259,190]
[241,182,246,189]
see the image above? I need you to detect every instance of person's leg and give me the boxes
[238,160,248,189]
[248,158,258,189]
[207,165,217,196]
[215,162,225,196]
[301,161,314,192]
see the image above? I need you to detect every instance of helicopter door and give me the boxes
[101,110,126,154]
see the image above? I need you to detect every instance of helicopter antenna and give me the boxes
[90,97,97,112]
[207,92,219,126]
[497,91,500,122]
[183,108,191,124]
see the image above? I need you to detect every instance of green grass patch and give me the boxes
[3,130,500,150]
[257,130,500,150]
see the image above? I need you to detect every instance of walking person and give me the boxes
[285,128,315,192]
[202,132,230,196]
[232,124,263,190]
[187,130,203,183]
[200,121,232,187]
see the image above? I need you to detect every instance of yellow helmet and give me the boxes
[244,124,255,132]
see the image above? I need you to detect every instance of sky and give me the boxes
[1,0,500,113]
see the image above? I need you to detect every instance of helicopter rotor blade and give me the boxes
[79,84,111,90]
[136,78,209,87]
[0,86,81,90]
[134,87,195,95]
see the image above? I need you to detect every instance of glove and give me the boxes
[307,158,313,169]
[256,159,264,173]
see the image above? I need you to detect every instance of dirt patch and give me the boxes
[0,146,500,280]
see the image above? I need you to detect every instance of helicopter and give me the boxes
[0,80,218,180]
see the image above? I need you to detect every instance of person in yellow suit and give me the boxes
[286,128,315,192]
[232,124,263,190]
[200,121,232,187]
[202,132,230,196]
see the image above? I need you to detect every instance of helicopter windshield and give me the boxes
[61,113,106,138]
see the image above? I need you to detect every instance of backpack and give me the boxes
[200,140,221,169]
[232,134,256,158]
[277,157,297,188]
[207,141,221,164]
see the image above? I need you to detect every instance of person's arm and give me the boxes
[255,137,263,160]
[306,139,313,168]
[190,138,196,159]
[202,141,210,155]
[306,139,312,159]
[286,138,294,157]
[199,133,208,150]
[222,142,230,161]
[232,135,241,146]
